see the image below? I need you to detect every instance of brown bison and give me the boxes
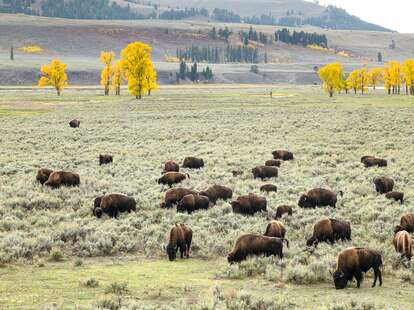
[260,184,277,193]
[275,205,293,219]
[265,160,281,167]
[182,157,204,169]
[373,176,394,194]
[69,119,80,128]
[36,168,53,185]
[332,247,383,289]
[393,230,412,261]
[99,154,113,165]
[163,160,180,174]
[394,214,414,233]
[199,185,233,204]
[44,171,80,189]
[93,193,137,218]
[232,170,243,177]
[361,156,387,168]
[161,187,198,209]
[306,218,351,247]
[227,234,289,263]
[158,172,189,187]
[385,191,404,204]
[177,194,210,213]
[264,221,286,238]
[272,150,294,161]
[165,224,193,261]
[252,166,278,180]
[231,193,267,215]
[298,188,343,209]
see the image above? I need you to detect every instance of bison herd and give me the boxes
[35,125,411,291]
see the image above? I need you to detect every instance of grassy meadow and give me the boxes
[0,85,413,309]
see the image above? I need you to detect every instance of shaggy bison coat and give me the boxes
[232,170,243,177]
[44,171,80,189]
[272,150,294,161]
[264,221,286,238]
[361,156,387,168]
[298,188,342,209]
[332,247,383,289]
[265,160,281,167]
[373,176,394,194]
[306,218,351,247]
[275,205,293,219]
[166,224,192,261]
[393,231,412,261]
[385,191,404,204]
[99,154,113,165]
[182,157,204,169]
[36,168,53,185]
[93,193,136,218]
[158,172,189,187]
[161,188,198,209]
[252,166,278,180]
[227,234,289,263]
[177,194,210,213]
[163,160,180,174]
[231,193,267,215]
[69,119,80,128]
[260,184,277,193]
[394,214,414,234]
[199,185,233,204]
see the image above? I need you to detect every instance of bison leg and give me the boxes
[373,267,382,287]
[179,245,187,259]
[186,241,191,258]
[354,269,364,288]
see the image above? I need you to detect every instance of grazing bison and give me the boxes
[158,172,189,187]
[252,166,278,180]
[394,230,412,261]
[163,160,179,174]
[332,247,383,289]
[93,193,137,218]
[36,168,53,185]
[69,119,80,128]
[275,205,293,219]
[166,224,193,261]
[394,214,414,233]
[99,154,113,165]
[227,234,289,263]
[260,184,277,193]
[373,176,394,194]
[361,156,387,168]
[306,218,351,247]
[232,170,243,177]
[385,191,404,204]
[44,171,80,189]
[265,160,281,167]
[231,193,267,215]
[264,221,286,238]
[272,150,294,161]
[182,157,204,169]
[177,194,210,213]
[199,185,233,204]
[161,187,198,209]
[298,188,343,209]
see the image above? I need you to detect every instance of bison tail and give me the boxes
[186,173,190,179]
[282,238,289,249]
[338,191,344,197]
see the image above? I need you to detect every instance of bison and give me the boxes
[199,185,233,204]
[272,150,294,161]
[44,171,80,189]
[165,224,193,261]
[93,193,137,218]
[275,205,293,219]
[99,154,113,165]
[232,170,243,177]
[260,184,277,193]
[161,187,198,209]
[163,160,179,174]
[227,234,289,263]
[306,218,351,247]
[177,194,210,213]
[393,230,412,261]
[385,191,404,204]
[298,188,343,209]
[332,247,383,289]
[265,160,281,167]
[252,166,278,180]
[394,214,414,234]
[182,157,204,169]
[231,193,267,215]
[373,176,394,194]
[69,119,80,128]
[36,168,53,185]
[264,221,286,238]
[361,156,387,168]
[158,172,189,187]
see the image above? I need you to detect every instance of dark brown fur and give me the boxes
[274,205,293,219]
[44,171,80,189]
[182,157,204,169]
[393,231,412,261]
[93,193,137,218]
[177,194,210,213]
[298,188,342,209]
[199,185,233,204]
[265,160,281,167]
[69,119,80,128]
[385,192,404,204]
[166,224,193,261]
[158,172,189,187]
[161,187,198,209]
[260,184,277,193]
[394,214,414,233]
[163,160,180,174]
[252,166,278,180]
[272,150,294,161]
[264,221,286,238]
[232,170,243,177]
[231,193,267,215]
[36,168,53,185]
[361,156,387,168]
[373,176,394,194]
[307,218,351,247]
[99,155,113,165]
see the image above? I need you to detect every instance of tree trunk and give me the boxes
[57,88,61,96]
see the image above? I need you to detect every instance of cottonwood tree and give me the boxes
[368,68,383,90]
[318,63,344,97]
[38,59,68,96]
[100,51,115,96]
[402,59,414,95]
[112,61,123,96]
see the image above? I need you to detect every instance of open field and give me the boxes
[0,85,413,309]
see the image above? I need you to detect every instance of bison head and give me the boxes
[94,196,103,209]
[166,244,176,261]
[298,195,315,208]
[394,225,404,234]
[332,271,348,289]
[306,236,318,247]
[94,207,103,219]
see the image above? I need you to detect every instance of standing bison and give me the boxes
[385,191,404,204]
[99,154,113,165]
[393,230,412,261]
[231,193,267,215]
[275,205,293,219]
[165,224,193,261]
[161,187,198,209]
[44,171,80,189]
[332,247,383,289]
[306,218,351,247]
[272,150,294,161]
[163,160,180,174]
[93,193,137,218]
[182,157,204,169]
[260,184,277,193]
[199,185,233,204]
[252,166,278,180]
[265,160,281,167]
[158,172,189,187]
[298,188,343,209]
[373,176,394,194]
[36,168,53,185]
[264,221,286,238]
[177,194,210,213]
[69,119,80,128]
[394,214,414,233]
[361,156,387,168]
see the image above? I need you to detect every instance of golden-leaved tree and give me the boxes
[368,68,383,90]
[358,67,369,94]
[347,70,360,94]
[100,51,115,96]
[402,59,414,95]
[318,63,344,97]
[120,42,158,99]
[38,59,68,96]
[112,61,123,96]
[385,61,402,94]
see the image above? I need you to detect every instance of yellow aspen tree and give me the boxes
[144,62,158,96]
[358,67,368,94]
[100,51,115,96]
[402,59,414,95]
[368,68,383,90]
[383,64,392,95]
[347,70,359,94]
[112,61,123,96]
[38,59,68,96]
[318,63,344,97]
[387,61,402,94]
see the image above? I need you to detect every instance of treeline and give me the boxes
[176,61,213,82]
[211,8,242,23]
[159,8,208,20]
[275,28,328,47]
[240,27,271,45]
[0,0,36,14]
